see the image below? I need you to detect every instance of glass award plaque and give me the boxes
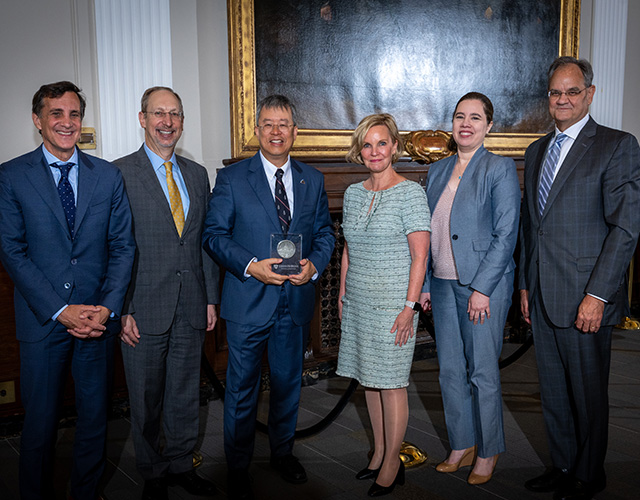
[271,233,302,275]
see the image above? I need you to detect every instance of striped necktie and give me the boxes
[538,133,568,215]
[164,161,185,236]
[275,168,291,234]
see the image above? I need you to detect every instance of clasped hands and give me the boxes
[248,258,316,286]
[58,304,111,339]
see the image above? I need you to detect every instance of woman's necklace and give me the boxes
[453,161,468,180]
[449,161,467,188]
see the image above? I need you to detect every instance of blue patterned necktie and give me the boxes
[54,162,76,234]
[538,133,568,215]
[274,168,291,234]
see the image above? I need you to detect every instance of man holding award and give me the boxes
[202,95,335,499]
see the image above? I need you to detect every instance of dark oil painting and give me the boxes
[255,0,560,133]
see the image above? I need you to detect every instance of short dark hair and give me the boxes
[32,81,86,118]
[448,92,494,152]
[140,86,184,114]
[548,56,594,88]
[256,95,298,126]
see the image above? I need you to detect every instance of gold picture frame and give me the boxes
[227,0,580,159]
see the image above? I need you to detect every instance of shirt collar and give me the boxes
[42,144,79,166]
[143,142,178,173]
[259,150,291,179]
[555,113,590,141]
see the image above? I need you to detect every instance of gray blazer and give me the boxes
[423,146,521,297]
[114,146,219,333]
[519,117,640,327]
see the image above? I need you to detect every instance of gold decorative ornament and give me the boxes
[193,450,203,468]
[615,317,640,330]
[367,441,428,469]
[615,259,639,329]
[403,130,453,164]
[400,441,428,469]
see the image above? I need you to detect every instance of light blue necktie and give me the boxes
[538,133,567,215]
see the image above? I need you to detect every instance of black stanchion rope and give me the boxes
[200,316,532,438]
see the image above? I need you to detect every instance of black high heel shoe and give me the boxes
[367,460,405,497]
[356,467,380,480]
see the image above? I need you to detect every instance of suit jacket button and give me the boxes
[64,282,71,289]
[176,271,181,277]
[539,230,544,235]
[452,234,458,240]
[71,258,77,265]
[180,240,185,245]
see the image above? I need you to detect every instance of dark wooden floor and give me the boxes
[1,328,639,499]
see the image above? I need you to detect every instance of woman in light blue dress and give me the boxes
[337,113,431,497]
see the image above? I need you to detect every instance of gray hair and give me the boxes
[548,56,594,88]
[256,95,298,126]
[140,86,184,114]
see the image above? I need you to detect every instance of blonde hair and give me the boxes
[346,113,403,164]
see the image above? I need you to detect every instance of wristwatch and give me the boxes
[405,300,421,313]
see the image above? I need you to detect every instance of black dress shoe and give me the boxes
[227,469,254,500]
[168,469,217,496]
[553,474,606,500]
[356,467,380,480]
[525,467,570,492]
[142,477,168,500]
[368,461,405,497]
[270,454,308,484]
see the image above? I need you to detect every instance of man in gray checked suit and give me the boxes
[115,87,220,500]
[520,57,640,500]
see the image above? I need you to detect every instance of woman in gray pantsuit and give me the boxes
[420,93,520,485]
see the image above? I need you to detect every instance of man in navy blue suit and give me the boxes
[0,81,135,500]
[202,95,335,499]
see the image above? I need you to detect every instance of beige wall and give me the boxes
[580,0,640,140]
[622,0,640,140]
[169,0,231,174]
[0,0,230,180]
[0,0,638,175]
[0,0,99,161]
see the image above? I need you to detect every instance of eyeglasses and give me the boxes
[547,87,590,99]
[257,123,294,133]
[145,110,183,120]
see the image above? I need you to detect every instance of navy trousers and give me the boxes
[19,326,114,500]
[224,288,309,471]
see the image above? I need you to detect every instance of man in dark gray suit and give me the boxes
[115,87,220,500]
[520,57,640,500]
